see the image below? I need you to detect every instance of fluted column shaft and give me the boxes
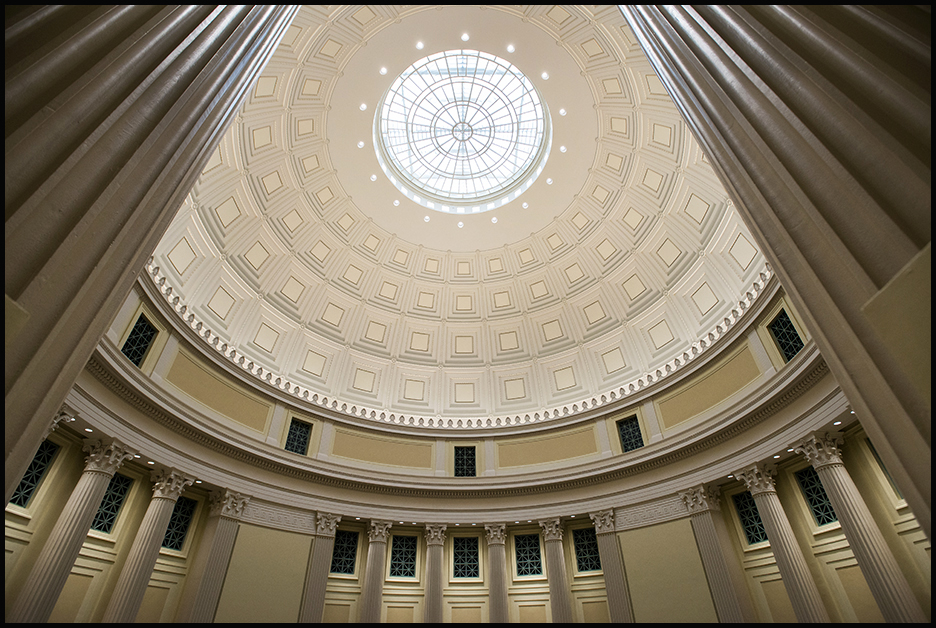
[619,4,931,539]
[102,468,195,623]
[735,464,829,622]
[8,439,136,623]
[589,510,634,622]
[539,518,573,623]
[5,4,301,507]
[485,524,509,623]
[679,488,746,622]
[796,433,926,622]
[299,513,341,622]
[423,524,447,623]
[175,490,250,622]
[358,520,391,623]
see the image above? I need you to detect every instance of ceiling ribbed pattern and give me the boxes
[151,5,767,428]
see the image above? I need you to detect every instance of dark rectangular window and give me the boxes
[572,527,602,572]
[514,533,543,576]
[285,418,312,455]
[616,415,644,453]
[389,535,418,578]
[733,491,768,544]
[10,439,60,507]
[121,314,159,367]
[162,495,198,551]
[453,536,480,578]
[454,446,476,477]
[768,309,804,362]
[90,473,134,533]
[795,466,837,526]
[330,529,359,574]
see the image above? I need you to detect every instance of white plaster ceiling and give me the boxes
[150,5,769,428]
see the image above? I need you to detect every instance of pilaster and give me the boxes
[299,512,342,622]
[484,524,509,623]
[424,524,447,623]
[539,518,572,623]
[358,520,392,622]
[588,509,634,622]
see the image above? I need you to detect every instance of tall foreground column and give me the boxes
[358,520,391,623]
[539,518,573,623]
[484,524,509,623]
[424,524,447,623]
[102,468,196,622]
[588,510,634,622]
[619,5,931,539]
[8,438,137,623]
[299,512,342,622]
[735,464,830,623]
[175,490,250,622]
[795,433,926,622]
[679,487,748,622]
[5,5,300,505]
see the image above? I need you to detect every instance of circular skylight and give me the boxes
[374,50,551,213]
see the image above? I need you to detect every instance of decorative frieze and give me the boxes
[209,490,251,519]
[368,520,393,543]
[82,438,138,475]
[588,509,615,534]
[240,501,316,534]
[425,523,447,546]
[315,512,342,537]
[680,485,722,515]
[539,517,564,542]
[615,495,687,530]
[794,432,844,469]
[734,463,777,496]
[151,468,196,501]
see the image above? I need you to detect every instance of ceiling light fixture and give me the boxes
[560,146,566,153]
[546,178,553,184]
[360,103,367,111]
[461,33,469,41]
[833,420,842,425]
[357,141,364,148]
[559,108,567,116]
[491,216,497,223]
[370,174,377,181]
[457,221,464,228]
[416,41,424,49]
[507,44,515,53]
[541,71,549,80]
[393,200,400,206]
[379,67,387,75]
[522,202,528,209]
[84,428,93,432]
[424,215,430,222]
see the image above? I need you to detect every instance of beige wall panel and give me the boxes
[135,584,170,623]
[518,603,548,622]
[323,602,352,622]
[837,564,886,622]
[386,604,415,622]
[656,343,759,429]
[761,578,797,622]
[215,523,312,623]
[165,350,271,432]
[497,426,598,467]
[617,518,717,622]
[47,572,93,623]
[451,606,483,622]
[582,598,610,622]
[331,429,432,468]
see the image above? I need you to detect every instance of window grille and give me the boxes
[10,439,60,507]
[795,466,837,526]
[121,314,158,367]
[454,446,476,477]
[162,495,197,551]
[733,491,768,544]
[514,534,543,576]
[330,529,359,574]
[572,527,602,572]
[768,309,804,362]
[285,418,312,455]
[616,415,644,453]
[389,535,418,578]
[90,473,133,533]
[453,537,480,578]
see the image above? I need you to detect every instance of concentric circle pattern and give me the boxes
[376,50,550,212]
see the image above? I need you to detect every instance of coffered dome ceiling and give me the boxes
[149,5,769,429]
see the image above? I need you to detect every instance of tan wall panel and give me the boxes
[617,518,717,622]
[451,606,483,622]
[656,343,760,429]
[386,605,415,622]
[215,523,312,623]
[518,604,548,622]
[331,429,433,468]
[582,599,610,622]
[135,585,170,623]
[47,572,93,623]
[165,349,271,432]
[838,564,886,622]
[761,578,797,622]
[323,602,352,622]
[497,425,598,467]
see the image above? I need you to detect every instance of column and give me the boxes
[734,463,830,622]
[679,487,747,622]
[175,490,250,623]
[358,520,391,623]
[619,5,931,539]
[102,468,195,622]
[795,433,926,622]
[5,4,300,507]
[424,524,447,623]
[299,512,342,622]
[588,510,634,622]
[539,518,573,623]
[8,438,137,623]
[484,524,509,623]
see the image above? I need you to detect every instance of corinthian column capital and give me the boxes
[82,438,138,475]
[209,490,250,519]
[588,509,616,534]
[538,517,564,542]
[794,432,844,469]
[734,463,777,496]
[368,520,393,543]
[680,485,722,515]
[151,468,196,501]
[425,523,447,546]
[315,512,342,537]
[484,523,506,545]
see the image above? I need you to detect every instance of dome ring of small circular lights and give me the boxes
[374,49,552,214]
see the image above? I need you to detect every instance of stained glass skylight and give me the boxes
[375,50,551,213]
